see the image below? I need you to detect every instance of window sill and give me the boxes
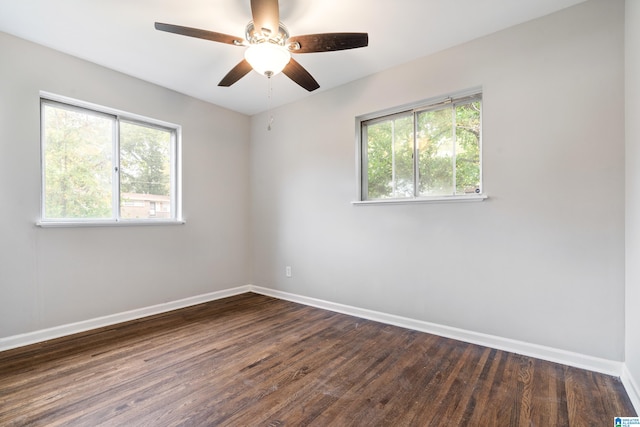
[352,194,488,206]
[36,219,186,228]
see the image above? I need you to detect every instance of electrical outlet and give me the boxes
[285,266,292,278]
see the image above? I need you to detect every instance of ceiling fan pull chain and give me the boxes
[267,75,274,131]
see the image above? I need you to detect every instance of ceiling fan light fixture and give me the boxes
[244,42,291,77]
[155,0,368,91]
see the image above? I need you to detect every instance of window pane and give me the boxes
[366,120,393,199]
[393,115,414,198]
[43,103,113,219]
[455,101,481,194]
[365,115,413,199]
[417,108,453,196]
[119,121,172,219]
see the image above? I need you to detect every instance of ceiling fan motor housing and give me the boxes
[245,21,289,46]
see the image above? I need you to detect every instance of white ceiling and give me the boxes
[0,0,588,116]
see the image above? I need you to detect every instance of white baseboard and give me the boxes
[2,283,635,412]
[0,285,251,353]
[622,364,640,414]
[250,286,624,377]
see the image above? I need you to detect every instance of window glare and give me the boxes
[43,104,113,219]
[417,107,453,197]
[366,120,393,199]
[393,115,415,198]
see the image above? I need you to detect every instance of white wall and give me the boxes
[626,0,640,407]
[0,32,251,338]
[251,0,625,361]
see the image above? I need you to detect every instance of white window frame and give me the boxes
[354,88,487,205]
[38,92,184,227]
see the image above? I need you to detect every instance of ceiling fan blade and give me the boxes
[155,22,243,46]
[288,33,369,54]
[218,59,254,87]
[250,0,280,36]
[282,58,320,92]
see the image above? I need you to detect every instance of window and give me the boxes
[40,95,181,225]
[358,91,483,203]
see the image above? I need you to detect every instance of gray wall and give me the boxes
[0,32,251,337]
[626,0,640,402]
[250,0,625,361]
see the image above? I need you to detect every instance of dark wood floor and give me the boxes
[0,293,635,426]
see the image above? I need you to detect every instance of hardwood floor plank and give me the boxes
[459,348,503,425]
[0,293,636,426]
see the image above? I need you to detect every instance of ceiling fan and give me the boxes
[155,0,368,92]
